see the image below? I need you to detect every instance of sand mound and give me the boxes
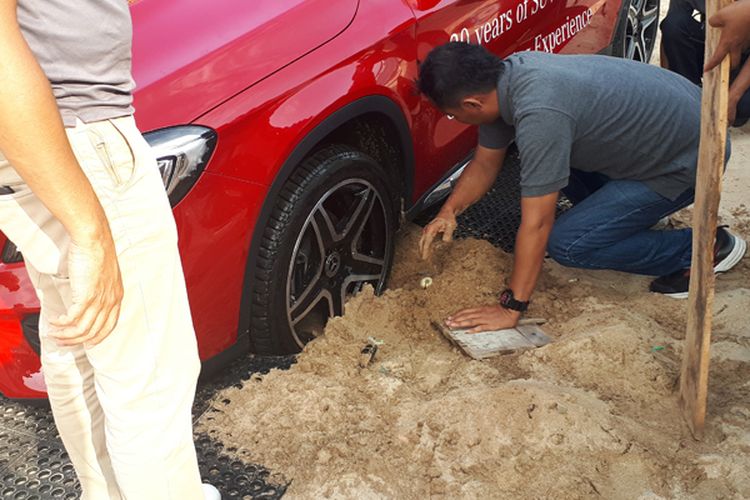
[200,224,750,499]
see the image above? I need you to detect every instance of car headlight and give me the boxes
[2,240,23,263]
[143,126,217,207]
[0,126,216,265]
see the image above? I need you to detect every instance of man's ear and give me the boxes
[460,96,484,111]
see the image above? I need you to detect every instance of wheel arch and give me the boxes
[238,95,414,349]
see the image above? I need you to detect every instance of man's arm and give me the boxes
[444,192,557,332]
[705,0,750,71]
[0,0,123,346]
[438,145,508,217]
[419,145,506,259]
[445,108,573,332]
[508,192,558,301]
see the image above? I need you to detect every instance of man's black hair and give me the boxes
[417,42,503,109]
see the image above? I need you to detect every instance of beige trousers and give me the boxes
[0,116,204,500]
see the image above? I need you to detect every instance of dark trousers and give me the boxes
[660,0,750,124]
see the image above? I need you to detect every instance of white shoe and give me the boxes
[203,483,221,500]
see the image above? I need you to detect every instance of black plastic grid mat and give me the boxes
[0,152,529,499]
[414,149,523,252]
[415,149,570,252]
[0,354,295,500]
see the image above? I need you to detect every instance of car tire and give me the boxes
[250,145,397,354]
[612,0,660,63]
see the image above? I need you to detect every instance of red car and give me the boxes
[0,0,658,398]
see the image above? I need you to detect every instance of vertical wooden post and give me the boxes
[678,0,732,439]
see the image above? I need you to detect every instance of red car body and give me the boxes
[0,0,632,398]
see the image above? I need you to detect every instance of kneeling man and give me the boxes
[417,42,746,332]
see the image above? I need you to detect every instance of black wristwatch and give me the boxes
[499,288,529,312]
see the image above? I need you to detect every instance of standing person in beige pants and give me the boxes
[0,1,220,499]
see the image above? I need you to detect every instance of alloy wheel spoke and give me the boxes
[626,36,637,60]
[628,6,639,25]
[311,205,339,248]
[330,285,345,317]
[636,35,647,62]
[641,7,658,29]
[351,251,384,267]
[639,36,649,61]
[349,254,385,277]
[343,187,376,244]
[340,273,382,311]
[289,274,328,326]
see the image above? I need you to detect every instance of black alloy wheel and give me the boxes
[623,0,660,62]
[249,145,396,354]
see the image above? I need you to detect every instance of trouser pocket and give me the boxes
[86,121,137,190]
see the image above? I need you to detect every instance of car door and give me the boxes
[405,0,622,200]
[131,0,360,131]
[406,0,517,198]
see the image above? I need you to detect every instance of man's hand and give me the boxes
[418,146,507,260]
[705,0,750,72]
[445,304,520,333]
[419,210,457,259]
[48,238,123,347]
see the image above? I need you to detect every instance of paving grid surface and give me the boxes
[0,152,529,499]
[414,149,524,252]
[0,354,296,500]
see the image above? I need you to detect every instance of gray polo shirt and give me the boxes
[478,52,721,200]
[17,0,135,127]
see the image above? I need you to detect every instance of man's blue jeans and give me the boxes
[547,170,694,276]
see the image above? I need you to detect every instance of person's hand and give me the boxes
[48,236,123,347]
[445,304,520,333]
[705,0,750,72]
[419,210,457,259]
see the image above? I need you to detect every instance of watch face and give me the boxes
[499,289,527,312]
[500,290,512,306]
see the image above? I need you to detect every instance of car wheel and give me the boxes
[250,145,397,354]
[613,0,660,63]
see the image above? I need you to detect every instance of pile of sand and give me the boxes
[200,219,750,499]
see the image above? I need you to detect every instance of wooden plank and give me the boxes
[679,0,732,440]
[432,321,552,359]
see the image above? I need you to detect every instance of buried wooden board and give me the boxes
[432,321,552,359]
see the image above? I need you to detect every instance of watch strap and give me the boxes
[499,288,529,312]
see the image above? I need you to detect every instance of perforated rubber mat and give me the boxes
[414,148,522,252]
[0,354,295,500]
[416,149,570,251]
[0,152,530,499]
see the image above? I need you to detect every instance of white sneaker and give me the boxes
[203,483,221,500]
